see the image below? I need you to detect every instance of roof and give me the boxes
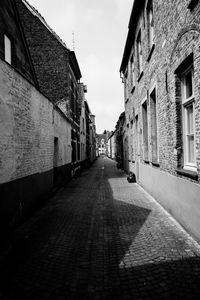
[69,51,82,80]
[22,0,70,51]
[84,100,91,114]
[120,0,146,73]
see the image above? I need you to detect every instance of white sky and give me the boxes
[28,0,133,133]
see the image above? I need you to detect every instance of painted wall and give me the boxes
[139,162,200,243]
[0,59,71,232]
[53,107,72,187]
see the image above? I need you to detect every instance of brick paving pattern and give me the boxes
[0,157,200,300]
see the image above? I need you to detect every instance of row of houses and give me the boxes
[96,131,113,156]
[108,0,200,243]
[0,0,96,233]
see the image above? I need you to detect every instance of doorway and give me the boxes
[53,137,59,187]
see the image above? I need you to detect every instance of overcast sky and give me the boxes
[28,0,133,134]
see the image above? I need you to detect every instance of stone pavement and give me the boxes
[0,157,200,300]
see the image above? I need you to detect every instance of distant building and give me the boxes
[108,131,116,160]
[90,114,97,163]
[96,131,113,156]
[98,136,107,155]
[79,84,96,167]
[115,112,125,169]
[84,100,91,166]
[120,0,200,241]
[79,83,87,168]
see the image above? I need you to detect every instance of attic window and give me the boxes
[188,0,199,10]
[4,34,12,64]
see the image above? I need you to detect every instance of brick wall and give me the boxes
[0,60,53,183]
[0,58,71,231]
[15,0,70,105]
[122,0,200,183]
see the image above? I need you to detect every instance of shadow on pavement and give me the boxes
[0,158,200,299]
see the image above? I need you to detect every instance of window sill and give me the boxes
[177,168,198,180]
[147,44,155,62]
[152,161,160,167]
[137,71,143,82]
[144,160,150,164]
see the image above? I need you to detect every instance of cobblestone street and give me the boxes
[1,157,200,300]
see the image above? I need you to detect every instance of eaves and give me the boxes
[120,0,146,74]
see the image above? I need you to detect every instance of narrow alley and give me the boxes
[0,157,200,300]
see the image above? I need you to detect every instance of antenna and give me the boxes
[72,31,75,51]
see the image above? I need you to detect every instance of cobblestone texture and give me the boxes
[1,157,200,300]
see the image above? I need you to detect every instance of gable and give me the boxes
[0,0,38,86]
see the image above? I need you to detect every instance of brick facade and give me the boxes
[0,58,71,232]
[0,0,73,232]
[15,0,70,105]
[120,0,200,241]
[108,131,116,160]
[16,0,82,175]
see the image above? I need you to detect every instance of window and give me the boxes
[142,100,149,161]
[4,34,12,64]
[82,117,85,132]
[150,87,158,163]
[77,142,80,161]
[147,0,154,50]
[181,65,196,170]
[135,115,140,156]
[130,54,135,89]
[124,70,129,101]
[137,30,143,75]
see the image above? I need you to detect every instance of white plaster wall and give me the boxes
[0,60,53,183]
[0,59,71,184]
[54,109,71,167]
[140,163,200,242]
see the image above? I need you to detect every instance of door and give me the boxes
[53,137,59,187]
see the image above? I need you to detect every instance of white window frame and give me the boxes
[149,84,159,163]
[124,69,129,102]
[135,114,140,156]
[141,97,149,161]
[137,30,143,75]
[4,34,12,64]
[130,53,135,88]
[147,0,154,50]
[181,65,196,171]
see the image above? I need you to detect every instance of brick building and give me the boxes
[96,131,112,156]
[15,0,82,177]
[115,112,126,169]
[108,131,116,160]
[84,100,92,166]
[79,83,87,168]
[120,0,200,241]
[78,84,96,167]
[0,0,72,232]
[89,114,97,163]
